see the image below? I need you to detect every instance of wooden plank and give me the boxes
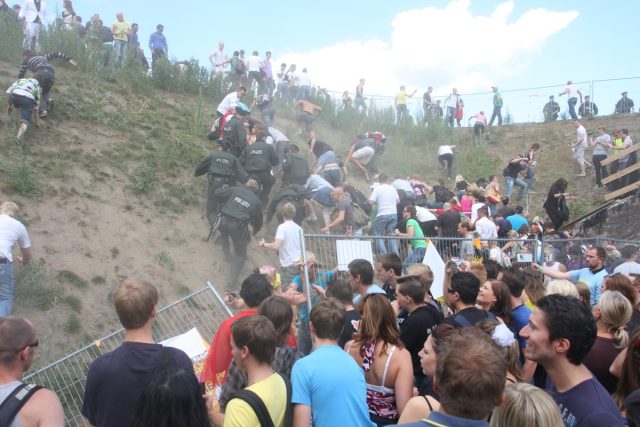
[605,181,640,201]
[561,201,614,230]
[602,162,640,185]
[601,144,640,166]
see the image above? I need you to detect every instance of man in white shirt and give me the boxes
[614,245,640,278]
[246,50,263,92]
[216,86,246,117]
[259,202,303,286]
[368,174,399,255]
[437,144,456,180]
[296,68,311,101]
[208,41,229,75]
[0,202,32,316]
[18,0,53,50]
[415,205,437,236]
[474,206,497,241]
[559,80,583,120]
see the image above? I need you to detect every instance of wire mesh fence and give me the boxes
[23,283,231,427]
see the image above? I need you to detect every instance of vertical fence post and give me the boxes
[299,229,313,315]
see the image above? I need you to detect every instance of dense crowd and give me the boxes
[3,2,640,427]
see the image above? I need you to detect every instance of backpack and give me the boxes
[231,57,245,75]
[434,186,454,203]
[558,196,570,222]
[351,202,370,228]
[344,185,372,215]
[228,373,292,427]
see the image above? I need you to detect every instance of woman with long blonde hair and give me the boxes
[583,290,632,393]
[345,294,413,425]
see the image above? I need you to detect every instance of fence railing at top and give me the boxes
[330,77,640,125]
[23,283,231,427]
[301,233,635,275]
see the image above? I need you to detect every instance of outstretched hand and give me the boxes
[69,59,78,66]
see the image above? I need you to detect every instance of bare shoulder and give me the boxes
[21,388,65,427]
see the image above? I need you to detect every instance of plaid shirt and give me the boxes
[218,346,303,411]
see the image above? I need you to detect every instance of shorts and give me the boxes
[296,111,315,131]
[9,94,36,124]
[311,187,335,207]
[352,146,375,165]
[573,147,585,161]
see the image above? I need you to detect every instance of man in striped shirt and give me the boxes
[6,75,43,140]
[17,50,77,117]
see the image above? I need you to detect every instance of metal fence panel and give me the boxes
[23,284,231,427]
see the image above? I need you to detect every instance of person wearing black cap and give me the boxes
[615,91,634,114]
[214,179,263,289]
[194,141,248,228]
[543,95,560,122]
[239,129,279,205]
[222,102,250,158]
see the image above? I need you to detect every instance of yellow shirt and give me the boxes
[396,90,407,105]
[112,21,130,42]
[223,373,286,427]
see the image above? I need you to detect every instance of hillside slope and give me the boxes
[1,56,638,368]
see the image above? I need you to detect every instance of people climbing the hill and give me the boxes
[222,102,251,158]
[502,155,529,201]
[0,202,32,316]
[543,178,570,230]
[6,74,43,141]
[470,111,487,145]
[590,126,613,189]
[17,50,77,117]
[489,85,503,126]
[346,135,376,182]
[559,80,583,120]
[437,144,455,180]
[213,179,263,289]
[294,99,322,140]
[281,144,310,185]
[239,129,279,205]
[194,141,249,228]
[395,85,416,124]
[543,95,560,122]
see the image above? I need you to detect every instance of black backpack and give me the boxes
[344,185,372,215]
[434,186,454,203]
[228,373,292,427]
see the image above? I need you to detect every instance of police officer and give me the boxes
[239,129,279,205]
[214,179,263,289]
[266,183,309,225]
[223,102,250,158]
[194,141,249,227]
[282,144,310,185]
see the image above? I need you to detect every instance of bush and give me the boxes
[14,263,63,310]
[0,13,23,62]
[0,154,41,196]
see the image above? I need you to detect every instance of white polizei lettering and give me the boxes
[216,158,231,164]
[234,196,251,208]
[251,149,264,155]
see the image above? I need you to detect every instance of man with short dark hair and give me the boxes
[520,294,624,427]
[148,24,167,68]
[325,279,359,348]
[291,299,373,427]
[543,95,560,122]
[503,156,529,201]
[0,316,64,427]
[540,247,608,305]
[375,252,402,302]
[369,174,400,255]
[393,328,507,426]
[579,95,598,118]
[348,258,385,305]
[82,279,195,427]
[222,315,287,427]
[506,205,528,233]
[457,222,475,261]
[443,271,495,328]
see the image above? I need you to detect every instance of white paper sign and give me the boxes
[423,240,445,300]
[160,327,208,360]
[336,240,374,271]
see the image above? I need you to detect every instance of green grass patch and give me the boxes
[56,270,89,289]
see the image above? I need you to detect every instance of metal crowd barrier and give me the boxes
[23,283,231,427]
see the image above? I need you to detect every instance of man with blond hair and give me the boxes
[111,12,131,68]
[82,279,195,427]
[0,316,64,426]
[0,201,32,317]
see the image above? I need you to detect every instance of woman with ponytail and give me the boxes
[583,290,632,393]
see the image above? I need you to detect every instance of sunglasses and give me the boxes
[1,339,39,354]
[447,288,457,294]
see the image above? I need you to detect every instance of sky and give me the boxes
[76,0,639,122]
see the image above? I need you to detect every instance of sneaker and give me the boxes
[576,173,586,177]
[39,110,47,117]
[47,99,54,112]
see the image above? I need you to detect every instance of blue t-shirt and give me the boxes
[352,283,386,305]
[506,214,528,233]
[547,377,624,427]
[292,270,334,323]
[511,304,532,351]
[568,268,607,305]
[390,410,490,426]
[291,345,374,427]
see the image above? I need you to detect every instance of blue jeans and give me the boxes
[374,214,399,255]
[354,96,367,113]
[9,94,36,124]
[113,39,128,68]
[504,176,528,200]
[568,97,578,120]
[297,85,310,100]
[489,105,502,125]
[0,262,14,317]
[403,247,426,273]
